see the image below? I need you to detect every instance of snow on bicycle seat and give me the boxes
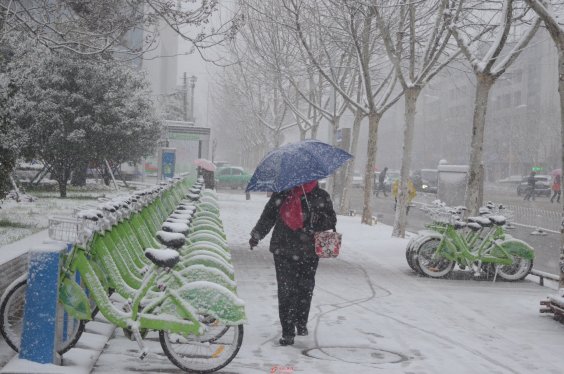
[478,207,491,215]
[169,213,192,221]
[185,193,200,200]
[468,216,492,227]
[161,222,190,235]
[144,248,180,268]
[488,215,507,226]
[453,220,467,230]
[173,209,193,217]
[175,204,196,212]
[77,209,104,221]
[156,231,186,249]
[467,222,482,231]
[166,218,190,225]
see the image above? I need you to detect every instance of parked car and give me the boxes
[516,174,552,197]
[413,168,438,193]
[215,166,252,189]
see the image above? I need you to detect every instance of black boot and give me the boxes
[296,326,308,336]
[279,335,294,346]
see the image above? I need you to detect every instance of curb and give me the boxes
[0,317,115,374]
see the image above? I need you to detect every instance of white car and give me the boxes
[352,172,364,188]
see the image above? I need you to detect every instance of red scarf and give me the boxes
[280,181,318,231]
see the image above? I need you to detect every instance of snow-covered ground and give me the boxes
[87,190,564,374]
[1,189,563,373]
[0,190,119,246]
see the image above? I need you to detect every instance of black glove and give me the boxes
[249,237,259,249]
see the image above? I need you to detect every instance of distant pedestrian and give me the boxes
[523,171,536,201]
[392,178,417,214]
[374,167,388,197]
[551,174,561,203]
[248,180,337,346]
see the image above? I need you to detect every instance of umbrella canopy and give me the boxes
[193,158,216,171]
[245,140,353,192]
[551,169,561,177]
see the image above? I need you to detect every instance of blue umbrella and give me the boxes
[245,140,353,192]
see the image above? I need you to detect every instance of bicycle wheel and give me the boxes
[160,324,243,373]
[405,238,417,271]
[416,239,454,278]
[497,256,533,281]
[0,277,85,354]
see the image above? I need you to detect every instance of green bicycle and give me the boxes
[414,212,534,280]
[1,181,246,373]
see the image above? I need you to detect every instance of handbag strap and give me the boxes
[302,186,336,232]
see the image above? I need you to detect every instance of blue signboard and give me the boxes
[162,149,176,179]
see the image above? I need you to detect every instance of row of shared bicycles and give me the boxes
[406,201,534,281]
[0,176,245,373]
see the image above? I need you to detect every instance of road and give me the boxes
[348,186,561,275]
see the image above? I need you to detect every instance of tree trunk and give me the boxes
[57,168,69,198]
[70,159,88,187]
[311,122,319,139]
[558,39,564,291]
[464,73,495,216]
[362,112,381,224]
[393,87,421,238]
[339,111,364,214]
[327,116,341,197]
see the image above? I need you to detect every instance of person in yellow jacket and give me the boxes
[392,178,417,214]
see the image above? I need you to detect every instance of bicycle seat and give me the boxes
[173,210,193,216]
[185,193,200,200]
[166,218,190,225]
[488,215,506,226]
[156,231,186,249]
[161,222,190,235]
[169,213,192,221]
[144,248,180,268]
[468,216,492,227]
[178,202,197,210]
[478,207,491,215]
[467,222,482,231]
[78,209,104,221]
[453,220,467,230]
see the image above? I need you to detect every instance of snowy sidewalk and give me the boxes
[88,191,564,373]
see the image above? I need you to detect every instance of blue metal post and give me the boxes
[19,249,63,364]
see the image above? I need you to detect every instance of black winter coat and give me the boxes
[251,186,337,259]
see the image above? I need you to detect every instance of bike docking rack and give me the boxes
[0,175,247,373]
[406,201,535,282]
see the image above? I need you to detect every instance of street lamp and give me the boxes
[189,75,197,122]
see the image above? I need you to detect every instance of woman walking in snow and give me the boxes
[248,180,337,346]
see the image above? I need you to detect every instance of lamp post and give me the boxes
[189,75,197,122]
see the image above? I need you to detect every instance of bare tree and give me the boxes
[285,0,401,224]
[445,0,540,215]
[0,1,240,58]
[372,0,461,237]
[524,0,564,290]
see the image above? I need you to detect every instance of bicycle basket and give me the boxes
[48,216,84,243]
